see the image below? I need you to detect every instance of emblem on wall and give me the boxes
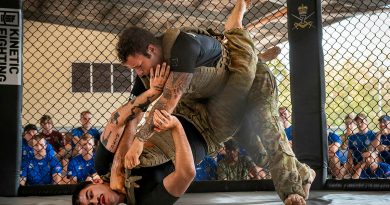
[292,4,314,29]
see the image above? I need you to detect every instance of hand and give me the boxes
[110,162,126,194]
[150,63,170,93]
[153,110,179,132]
[124,138,144,169]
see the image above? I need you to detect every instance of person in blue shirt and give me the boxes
[279,106,293,146]
[328,131,343,178]
[194,155,217,181]
[372,115,390,163]
[71,110,101,156]
[20,134,63,186]
[21,124,56,171]
[352,150,390,179]
[68,133,100,183]
[345,113,376,176]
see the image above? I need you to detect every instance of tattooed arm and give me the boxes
[107,64,170,193]
[124,71,193,169]
[100,64,170,153]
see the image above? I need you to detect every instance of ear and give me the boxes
[92,178,104,184]
[147,44,157,54]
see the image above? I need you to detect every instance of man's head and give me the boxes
[32,134,47,158]
[80,133,94,156]
[224,139,240,162]
[117,27,162,77]
[354,113,368,133]
[344,113,356,131]
[23,124,38,141]
[378,115,390,131]
[72,180,122,205]
[39,115,53,132]
[80,110,93,131]
[278,106,290,121]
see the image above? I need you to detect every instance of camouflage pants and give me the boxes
[176,28,257,153]
[234,62,311,200]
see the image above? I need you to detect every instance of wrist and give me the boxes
[149,87,163,95]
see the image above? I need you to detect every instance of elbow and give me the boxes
[178,165,196,183]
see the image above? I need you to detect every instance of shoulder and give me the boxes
[71,128,83,136]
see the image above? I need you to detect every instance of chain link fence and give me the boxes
[21,0,389,186]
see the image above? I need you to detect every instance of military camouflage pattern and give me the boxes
[136,28,311,201]
[234,62,310,200]
[216,155,255,180]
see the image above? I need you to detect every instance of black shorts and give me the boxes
[94,142,114,176]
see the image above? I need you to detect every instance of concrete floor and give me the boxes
[0,191,389,205]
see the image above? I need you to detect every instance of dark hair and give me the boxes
[24,124,37,133]
[39,114,53,124]
[80,110,92,118]
[116,26,160,63]
[224,139,239,151]
[32,133,45,141]
[72,181,93,205]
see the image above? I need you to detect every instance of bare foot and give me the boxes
[284,194,306,205]
[303,168,316,200]
[258,46,281,62]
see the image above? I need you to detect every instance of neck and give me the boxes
[282,121,291,128]
[359,129,368,134]
[42,129,52,135]
[82,153,93,161]
[35,154,45,160]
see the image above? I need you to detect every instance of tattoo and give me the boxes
[136,72,192,141]
[110,133,121,151]
[101,131,111,146]
[171,73,193,98]
[162,89,172,101]
[125,94,156,123]
[111,112,120,125]
[152,85,164,92]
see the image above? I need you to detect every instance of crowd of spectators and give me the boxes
[21,108,390,185]
[20,110,101,186]
[277,108,390,180]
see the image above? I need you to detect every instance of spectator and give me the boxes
[352,149,390,179]
[372,115,390,163]
[340,113,356,150]
[279,106,292,146]
[20,134,63,186]
[217,139,266,180]
[327,130,344,179]
[345,113,376,177]
[71,110,100,153]
[67,133,100,183]
[39,115,71,172]
[21,124,56,171]
[195,155,217,181]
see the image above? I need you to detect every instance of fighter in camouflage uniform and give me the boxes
[103,0,314,204]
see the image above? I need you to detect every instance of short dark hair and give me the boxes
[32,133,45,141]
[224,139,239,151]
[116,26,160,63]
[24,124,37,133]
[39,114,53,124]
[80,110,92,118]
[72,181,93,205]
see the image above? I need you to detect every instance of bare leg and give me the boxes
[225,0,251,31]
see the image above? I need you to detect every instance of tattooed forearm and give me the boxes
[135,72,193,141]
[101,131,111,146]
[125,94,156,123]
[110,133,121,151]
[111,112,120,125]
